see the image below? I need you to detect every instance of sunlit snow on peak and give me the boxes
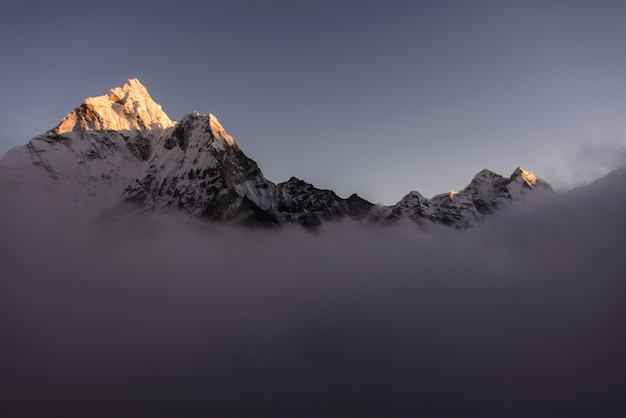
[519,167,538,186]
[55,78,175,134]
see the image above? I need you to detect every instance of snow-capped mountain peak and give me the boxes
[54,78,175,134]
[510,166,538,186]
[507,166,552,199]
[161,112,240,152]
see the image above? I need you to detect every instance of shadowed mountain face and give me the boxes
[0,79,552,228]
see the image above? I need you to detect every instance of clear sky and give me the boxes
[2,0,626,203]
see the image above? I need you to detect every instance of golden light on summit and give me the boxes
[54,78,175,134]
[519,167,538,186]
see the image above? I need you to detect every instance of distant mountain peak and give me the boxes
[54,78,175,134]
[472,168,501,180]
[510,166,538,186]
[168,112,239,151]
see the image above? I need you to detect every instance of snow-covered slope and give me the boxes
[0,78,554,228]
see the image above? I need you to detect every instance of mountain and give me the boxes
[0,79,552,228]
[0,78,175,216]
[383,167,553,228]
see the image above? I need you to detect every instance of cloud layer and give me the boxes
[1,171,626,417]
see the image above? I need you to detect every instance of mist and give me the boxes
[544,142,626,192]
[1,171,625,417]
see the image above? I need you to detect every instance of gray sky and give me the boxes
[2,0,626,203]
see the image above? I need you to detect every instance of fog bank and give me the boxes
[1,172,625,417]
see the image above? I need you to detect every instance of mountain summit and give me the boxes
[0,79,553,228]
[55,78,175,133]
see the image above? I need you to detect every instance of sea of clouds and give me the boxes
[1,170,625,417]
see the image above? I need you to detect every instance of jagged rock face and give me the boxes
[118,112,277,225]
[0,78,554,229]
[345,193,375,219]
[272,177,373,228]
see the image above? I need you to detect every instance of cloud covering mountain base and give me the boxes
[1,171,626,417]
